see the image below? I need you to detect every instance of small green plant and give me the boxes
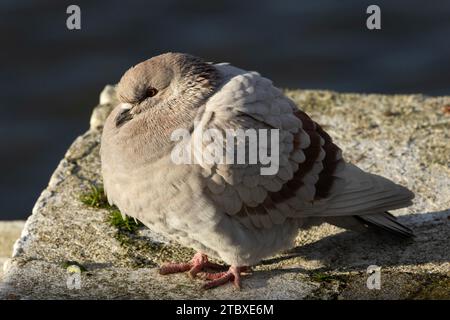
[108,209,143,233]
[80,183,143,235]
[80,184,111,209]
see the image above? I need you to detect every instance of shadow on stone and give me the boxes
[265,210,449,270]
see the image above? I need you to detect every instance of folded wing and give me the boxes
[194,63,414,234]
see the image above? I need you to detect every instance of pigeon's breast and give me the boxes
[101,131,303,265]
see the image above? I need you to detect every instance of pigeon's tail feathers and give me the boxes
[355,212,415,238]
[323,212,414,238]
[322,215,371,233]
[318,163,414,217]
[308,163,415,237]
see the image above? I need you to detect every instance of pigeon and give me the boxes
[100,52,414,289]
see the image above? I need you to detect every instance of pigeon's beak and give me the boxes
[115,103,134,127]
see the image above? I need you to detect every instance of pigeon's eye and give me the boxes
[145,87,158,98]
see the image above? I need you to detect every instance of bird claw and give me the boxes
[202,266,245,290]
[159,252,225,278]
[160,253,248,289]
[159,262,191,275]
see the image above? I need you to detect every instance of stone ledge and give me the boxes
[1,86,449,299]
[0,221,25,280]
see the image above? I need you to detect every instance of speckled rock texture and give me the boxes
[0,221,25,279]
[1,86,449,299]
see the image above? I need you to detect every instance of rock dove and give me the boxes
[100,52,414,289]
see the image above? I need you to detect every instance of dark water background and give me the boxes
[1,0,449,220]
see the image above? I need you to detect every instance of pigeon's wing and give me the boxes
[195,64,413,230]
[194,63,336,228]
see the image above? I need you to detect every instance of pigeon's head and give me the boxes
[115,52,220,127]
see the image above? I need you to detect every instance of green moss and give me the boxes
[310,271,348,283]
[408,274,450,299]
[79,185,171,267]
[80,184,112,209]
[108,209,143,233]
[80,183,143,233]
[80,182,145,262]
[79,184,204,267]
[306,271,352,300]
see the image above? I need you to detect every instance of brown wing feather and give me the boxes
[272,110,342,202]
[236,109,344,227]
[315,124,342,199]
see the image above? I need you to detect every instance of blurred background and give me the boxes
[0,0,449,220]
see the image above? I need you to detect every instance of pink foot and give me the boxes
[159,252,225,279]
[201,266,249,290]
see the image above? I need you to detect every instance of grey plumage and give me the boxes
[100,52,414,270]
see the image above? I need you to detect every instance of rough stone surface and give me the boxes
[1,86,449,299]
[0,221,25,279]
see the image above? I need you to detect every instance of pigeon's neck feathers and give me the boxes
[175,53,221,105]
